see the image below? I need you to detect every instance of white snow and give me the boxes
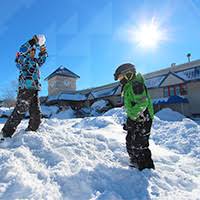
[0,107,14,118]
[145,75,166,88]
[51,107,75,119]
[90,100,110,116]
[0,108,200,199]
[155,108,186,121]
[91,100,108,111]
[47,93,87,102]
[176,66,200,81]
[41,105,59,118]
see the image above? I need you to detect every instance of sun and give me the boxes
[131,18,166,49]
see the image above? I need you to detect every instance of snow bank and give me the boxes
[91,100,108,111]
[0,107,200,199]
[41,105,59,118]
[51,107,75,119]
[103,107,127,125]
[155,108,186,121]
[0,115,200,199]
[0,107,14,118]
[152,115,200,158]
[90,100,111,116]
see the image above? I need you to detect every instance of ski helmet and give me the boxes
[114,63,136,81]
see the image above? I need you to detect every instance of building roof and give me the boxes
[144,59,200,79]
[45,66,80,80]
[47,93,86,102]
[144,60,200,88]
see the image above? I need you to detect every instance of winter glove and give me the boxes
[28,35,39,46]
[40,45,46,53]
[38,45,47,56]
[123,123,128,131]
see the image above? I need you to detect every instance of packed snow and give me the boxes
[0,108,200,199]
[0,107,14,118]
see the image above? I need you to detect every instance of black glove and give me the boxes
[123,123,128,131]
[28,35,39,46]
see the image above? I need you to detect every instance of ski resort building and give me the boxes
[45,59,200,117]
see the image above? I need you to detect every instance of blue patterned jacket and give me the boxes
[16,40,47,90]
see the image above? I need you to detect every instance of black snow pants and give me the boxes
[2,89,41,137]
[125,109,154,170]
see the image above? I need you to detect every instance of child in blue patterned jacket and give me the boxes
[0,35,48,139]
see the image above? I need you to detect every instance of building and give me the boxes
[145,59,200,117]
[45,66,80,96]
[45,60,200,117]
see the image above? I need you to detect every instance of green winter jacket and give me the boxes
[123,73,154,121]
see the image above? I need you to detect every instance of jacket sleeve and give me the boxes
[37,51,48,67]
[19,38,36,55]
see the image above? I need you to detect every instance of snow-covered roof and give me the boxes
[176,66,200,81]
[59,93,86,101]
[144,59,200,79]
[91,86,119,99]
[145,75,166,88]
[47,93,86,102]
[145,66,200,88]
[45,66,80,80]
[47,85,120,103]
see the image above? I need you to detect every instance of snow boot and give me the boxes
[0,131,4,141]
[137,159,155,171]
[129,158,140,169]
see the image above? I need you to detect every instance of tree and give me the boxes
[1,80,18,108]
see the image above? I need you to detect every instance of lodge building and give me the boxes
[45,59,200,117]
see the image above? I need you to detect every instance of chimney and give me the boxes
[187,53,191,62]
[171,63,176,68]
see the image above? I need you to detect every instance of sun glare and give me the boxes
[131,18,167,49]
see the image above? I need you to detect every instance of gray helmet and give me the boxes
[114,63,136,80]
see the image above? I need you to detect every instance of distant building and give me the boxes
[45,60,200,117]
[145,59,200,117]
[45,66,80,96]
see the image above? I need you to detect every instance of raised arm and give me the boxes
[37,45,48,67]
[19,36,38,55]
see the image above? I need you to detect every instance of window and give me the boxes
[175,86,180,96]
[164,87,168,97]
[170,87,175,96]
[163,84,187,97]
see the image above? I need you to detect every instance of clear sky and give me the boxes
[0,0,200,97]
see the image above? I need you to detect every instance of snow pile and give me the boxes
[103,107,127,125]
[51,107,75,119]
[41,105,59,118]
[155,108,186,121]
[152,115,200,158]
[91,100,108,110]
[0,108,200,199]
[90,100,111,116]
[0,107,14,118]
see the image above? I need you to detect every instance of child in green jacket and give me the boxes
[114,63,155,170]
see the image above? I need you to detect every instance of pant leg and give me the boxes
[126,110,154,169]
[27,90,41,131]
[2,89,31,137]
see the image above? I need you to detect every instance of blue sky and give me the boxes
[0,0,200,97]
